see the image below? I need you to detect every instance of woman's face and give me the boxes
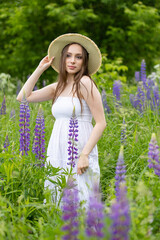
[65,44,83,75]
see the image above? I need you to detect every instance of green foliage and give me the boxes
[106,2,160,79]
[0,0,160,84]
[93,55,128,92]
[0,73,16,94]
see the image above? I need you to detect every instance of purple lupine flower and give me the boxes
[115,146,126,198]
[146,79,153,101]
[110,183,130,240]
[43,79,46,87]
[121,118,126,145]
[135,71,140,82]
[153,85,160,109]
[130,94,137,108]
[136,85,145,113]
[0,96,6,115]
[141,59,147,89]
[101,89,111,114]
[4,135,10,150]
[10,109,15,119]
[113,80,122,102]
[148,133,160,177]
[32,105,45,167]
[67,107,78,168]
[86,183,104,238]
[62,177,79,240]
[33,85,38,91]
[19,95,30,155]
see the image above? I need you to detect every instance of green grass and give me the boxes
[0,83,160,239]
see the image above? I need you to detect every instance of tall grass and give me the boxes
[0,78,160,239]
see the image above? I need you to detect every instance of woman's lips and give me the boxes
[68,66,76,69]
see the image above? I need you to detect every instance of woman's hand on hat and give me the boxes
[38,55,54,72]
[77,153,89,175]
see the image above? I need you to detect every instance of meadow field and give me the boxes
[0,62,160,240]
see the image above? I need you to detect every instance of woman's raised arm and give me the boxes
[16,56,55,102]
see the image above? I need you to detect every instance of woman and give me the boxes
[17,33,106,205]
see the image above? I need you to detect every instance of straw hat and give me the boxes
[48,33,102,75]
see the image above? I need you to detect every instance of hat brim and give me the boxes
[48,33,102,75]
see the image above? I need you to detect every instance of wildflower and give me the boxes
[4,135,9,150]
[67,107,78,168]
[0,96,6,115]
[32,105,45,167]
[113,80,122,102]
[121,118,126,145]
[86,183,104,238]
[19,94,30,155]
[62,178,79,240]
[33,85,38,91]
[115,146,126,198]
[101,89,111,114]
[110,183,130,240]
[43,79,46,87]
[136,84,145,113]
[135,71,140,82]
[153,85,159,110]
[148,133,160,177]
[130,94,137,108]
[141,59,147,89]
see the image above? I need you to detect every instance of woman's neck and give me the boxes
[66,73,74,83]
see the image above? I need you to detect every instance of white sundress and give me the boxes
[44,96,100,206]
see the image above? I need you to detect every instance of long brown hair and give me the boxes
[52,42,96,111]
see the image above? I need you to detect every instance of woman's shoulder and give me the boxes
[80,75,95,99]
[80,75,92,85]
[80,75,94,90]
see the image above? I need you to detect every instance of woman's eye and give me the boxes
[77,56,82,59]
[66,54,71,57]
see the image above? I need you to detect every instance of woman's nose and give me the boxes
[71,56,75,63]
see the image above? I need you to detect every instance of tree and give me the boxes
[0,0,160,84]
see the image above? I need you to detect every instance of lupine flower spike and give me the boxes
[19,93,30,155]
[131,60,159,114]
[62,177,79,240]
[32,105,45,167]
[43,79,46,87]
[148,133,160,177]
[115,145,126,198]
[113,80,122,108]
[86,182,104,238]
[141,59,147,89]
[101,89,111,114]
[110,183,130,240]
[136,83,145,113]
[153,85,160,111]
[4,135,10,150]
[135,71,140,82]
[67,106,78,168]
[0,96,6,115]
[113,80,122,102]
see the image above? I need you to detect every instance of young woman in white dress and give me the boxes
[17,33,106,205]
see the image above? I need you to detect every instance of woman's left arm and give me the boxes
[77,76,107,175]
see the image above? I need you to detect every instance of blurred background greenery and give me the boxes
[0,0,160,85]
